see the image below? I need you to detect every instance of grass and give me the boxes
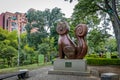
[0,62,51,74]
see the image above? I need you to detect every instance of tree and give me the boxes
[25,9,48,49]
[25,7,65,50]
[87,27,111,53]
[66,0,120,57]
[43,7,65,31]
[44,7,66,52]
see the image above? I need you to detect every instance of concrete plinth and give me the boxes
[47,59,100,80]
[48,59,89,76]
[48,70,90,76]
[54,59,87,72]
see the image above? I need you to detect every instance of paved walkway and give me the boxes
[26,66,53,80]
[2,65,120,80]
[26,65,120,80]
[3,66,53,80]
[27,66,99,80]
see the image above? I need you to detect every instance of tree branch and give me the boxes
[104,0,120,27]
[111,0,120,23]
[95,4,107,12]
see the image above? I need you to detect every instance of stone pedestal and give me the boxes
[48,59,90,76]
[48,59,99,80]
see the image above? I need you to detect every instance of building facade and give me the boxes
[0,12,27,33]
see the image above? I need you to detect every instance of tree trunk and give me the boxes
[112,20,120,58]
[111,19,120,58]
[109,13,120,58]
[105,0,120,57]
[110,0,120,57]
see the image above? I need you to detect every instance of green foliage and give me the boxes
[25,7,65,50]
[72,0,100,26]
[87,28,111,53]
[1,46,17,67]
[87,58,120,66]
[0,33,6,41]
[50,24,58,48]
[20,33,27,48]
[2,46,17,57]
[105,38,117,52]
[23,60,31,65]
[0,28,8,41]
[23,45,35,64]
[85,53,99,58]
[38,43,49,55]
[7,31,17,40]
[0,28,18,67]
[25,9,47,49]
[72,0,120,57]
[0,65,7,69]
[111,52,119,58]
[25,7,64,64]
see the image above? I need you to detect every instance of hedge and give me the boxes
[86,58,120,66]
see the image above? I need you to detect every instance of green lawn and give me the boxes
[0,62,51,74]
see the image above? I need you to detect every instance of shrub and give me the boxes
[85,53,99,58]
[86,58,120,66]
[23,60,31,65]
[0,65,7,69]
[111,52,119,58]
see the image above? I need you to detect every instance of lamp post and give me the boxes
[14,23,20,66]
[17,25,20,66]
[10,13,27,66]
[17,14,27,66]
[10,17,20,66]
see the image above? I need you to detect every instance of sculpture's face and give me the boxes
[56,21,70,35]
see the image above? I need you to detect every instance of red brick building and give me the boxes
[0,13,4,28]
[0,12,27,33]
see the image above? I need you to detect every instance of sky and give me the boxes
[0,0,78,18]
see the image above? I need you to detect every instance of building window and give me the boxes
[11,22,17,31]
[12,22,16,26]
[11,16,17,20]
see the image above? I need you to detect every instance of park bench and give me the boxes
[0,70,29,80]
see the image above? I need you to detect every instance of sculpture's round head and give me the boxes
[56,21,70,35]
[75,24,88,37]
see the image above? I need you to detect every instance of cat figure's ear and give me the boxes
[56,21,70,35]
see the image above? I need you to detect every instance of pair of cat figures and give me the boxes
[56,21,88,59]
